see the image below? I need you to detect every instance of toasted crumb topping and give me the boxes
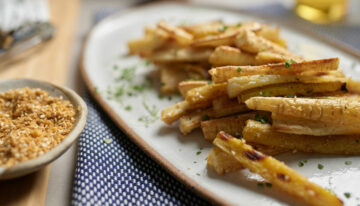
[0,87,76,167]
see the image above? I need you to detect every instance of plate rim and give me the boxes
[80,2,360,205]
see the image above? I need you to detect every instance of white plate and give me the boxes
[81,3,360,205]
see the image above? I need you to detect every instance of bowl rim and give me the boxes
[0,78,88,179]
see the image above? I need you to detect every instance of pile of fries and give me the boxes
[128,20,360,205]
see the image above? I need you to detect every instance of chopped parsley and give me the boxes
[161,82,165,87]
[119,66,137,82]
[255,114,270,124]
[196,151,201,155]
[257,182,272,188]
[345,161,352,165]
[317,164,324,170]
[344,105,348,109]
[264,91,270,97]
[113,65,119,70]
[145,60,151,66]
[208,81,212,85]
[237,67,242,72]
[193,161,197,164]
[285,61,291,68]
[344,192,351,198]
[298,161,304,167]
[103,138,113,144]
[125,105,132,111]
[303,160,308,163]
[196,173,201,176]
[202,114,210,121]
[236,23,242,27]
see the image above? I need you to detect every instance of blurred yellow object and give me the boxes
[295,0,347,24]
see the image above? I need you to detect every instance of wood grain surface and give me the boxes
[0,0,80,205]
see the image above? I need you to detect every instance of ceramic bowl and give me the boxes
[0,79,87,180]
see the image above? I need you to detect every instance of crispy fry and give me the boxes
[209,58,339,83]
[235,29,302,61]
[158,20,193,45]
[191,28,241,47]
[214,131,343,206]
[185,83,227,105]
[346,78,360,94]
[255,52,288,65]
[272,113,360,136]
[228,74,345,98]
[238,82,344,101]
[207,147,244,175]
[255,25,280,42]
[128,28,169,54]
[200,112,270,141]
[179,109,211,135]
[245,96,360,126]
[161,101,190,124]
[182,21,224,38]
[148,47,213,63]
[178,81,208,97]
[208,144,289,175]
[209,46,256,66]
[243,120,360,155]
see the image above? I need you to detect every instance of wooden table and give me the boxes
[0,0,80,205]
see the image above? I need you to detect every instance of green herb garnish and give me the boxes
[255,114,269,124]
[265,183,272,188]
[119,66,136,82]
[264,91,270,97]
[318,164,324,170]
[196,151,201,155]
[161,82,165,87]
[345,161,352,165]
[196,173,200,176]
[125,105,132,111]
[285,61,291,68]
[236,23,242,27]
[344,192,351,198]
[113,65,119,70]
[237,67,242,72]
[202,114,210,121]
[298,161,304,167]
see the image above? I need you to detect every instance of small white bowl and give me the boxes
[0,79,87,180]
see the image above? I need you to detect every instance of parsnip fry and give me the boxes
[178,81,208,97]
[128,28,169,54]
[182,21,224,38]
[207,145,288,175]
[200,112,270,141]
[235,29,302,61]
[255,52,287,65]
[272,113,360,136]
[207,147,244,175]
[185,83,227,105]
[148,47,213,63]
[158,20,193,45]
[255,25,280,42]
[161,101,189,125]
[209,46,256,66]
[211,97,249,117]
[179,109,211,135]
[245,96,360,126]
[209,58,339,83]
[243,120,360,155]
[238,82,344,101]
[228,74,345,98]
[191,28,241,47]
[214,131,343,206]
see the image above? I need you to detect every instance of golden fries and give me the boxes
[209,46,256,66]
[238,82,344,101]
[245,96,360,127]
[160,66,189,94]
[243,120,360,155]
[158,20,193,45]
[255,51,287,65]
[178,81,208,97]
[207,147,244,175]
[228,74,345,98]
[185,83,227,105]
[161,101,189,125]
[148,47,213,63]
[214,131,343,206]
[128,27,169,55]
[209,58,339,83]
[235,29,302,61]
[200,112,270,141]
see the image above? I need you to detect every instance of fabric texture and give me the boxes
[72,97,208,205]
